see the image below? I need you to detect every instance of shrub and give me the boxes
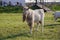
[0,6,23,13]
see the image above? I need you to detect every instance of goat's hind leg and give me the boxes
[35,23,40,31]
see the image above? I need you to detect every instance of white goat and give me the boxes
[54,11,60,21]
[23,6,44,34]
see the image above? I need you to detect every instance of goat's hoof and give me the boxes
[30,32,32,34]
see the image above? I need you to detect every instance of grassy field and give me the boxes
[0,13,60,40]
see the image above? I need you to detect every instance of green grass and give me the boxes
[0,13,60,40]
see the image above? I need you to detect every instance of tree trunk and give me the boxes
[35,0,37,5]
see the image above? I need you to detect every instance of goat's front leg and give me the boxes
[28,16,34,34]
[55,17,57,21]
[28,22,34,34]
[30,13,34,34]
[30,24,33,34]
[29,13,34,34]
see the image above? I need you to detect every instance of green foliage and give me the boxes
[52,5,60,11]
[0,5,60,13]
[0,6,23,13]
[47,4,60,11]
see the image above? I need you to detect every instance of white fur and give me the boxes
[23,7,44,34]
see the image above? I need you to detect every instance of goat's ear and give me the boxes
[23,14,26,22]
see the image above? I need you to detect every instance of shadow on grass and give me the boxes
[0,32,31,40]
[45,23,60,27]
[57,20,60,22]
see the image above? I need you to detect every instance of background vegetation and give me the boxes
[0,4,60,13]
[45,4,60,11]
[0,6,23,13]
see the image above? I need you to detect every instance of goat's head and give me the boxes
[23,6,29,22]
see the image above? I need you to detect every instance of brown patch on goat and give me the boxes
[39,21,42,24]
[27,15,32,21]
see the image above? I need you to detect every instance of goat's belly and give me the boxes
[34,14,41,22]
